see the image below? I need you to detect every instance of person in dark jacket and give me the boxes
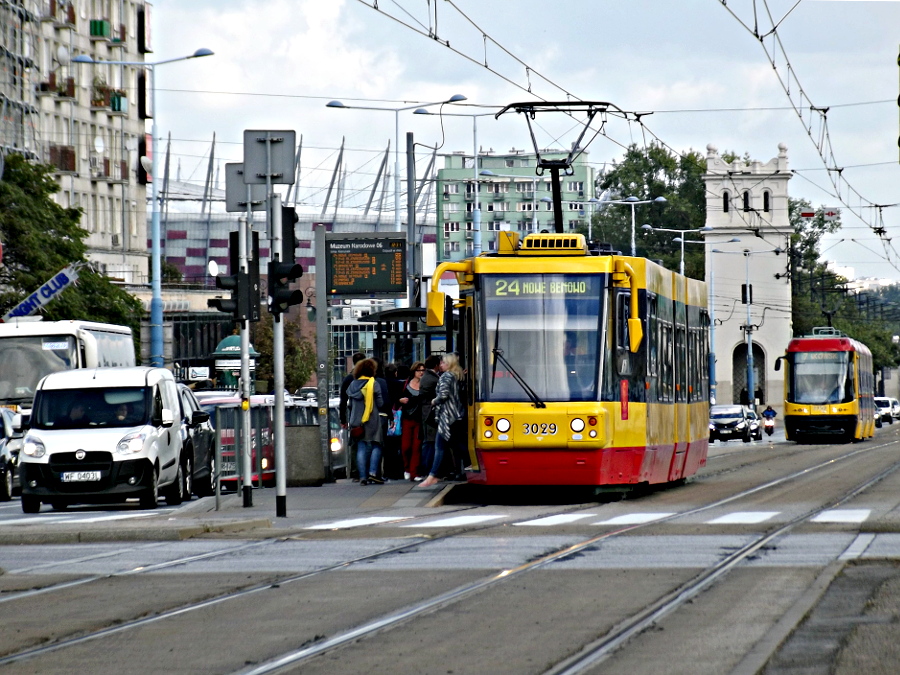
[417,354,442,480]
[339,352,366,427]
[347,358,385,486]
[398,361,425,480]
[419,353,464,488]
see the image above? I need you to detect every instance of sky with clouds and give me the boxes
[148,0,900,280]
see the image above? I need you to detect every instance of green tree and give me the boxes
[251,317,316,393]
[0,154,143,337]
[586,143,707,278]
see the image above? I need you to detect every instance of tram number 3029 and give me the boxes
[522,422,557,435]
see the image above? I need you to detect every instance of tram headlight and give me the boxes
[496,418,511,433]
[570,418,585,433]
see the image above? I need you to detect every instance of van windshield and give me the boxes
[32,387,150,430]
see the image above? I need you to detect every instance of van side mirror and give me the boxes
[160,409,175,428]
[191,410,210,426]
[11,413,27,435]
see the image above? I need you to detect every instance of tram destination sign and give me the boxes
[325,233,407,298]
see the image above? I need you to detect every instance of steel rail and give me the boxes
[233,440,897,675]
[1,439,894,670]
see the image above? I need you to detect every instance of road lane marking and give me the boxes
[707,511,779,524]
[402,515,505,528]
[594,513,675,525]
[811,509,871,523]
[0,516,77,525]
[63,513,157,524]
[306,516,411,530]
[514,514,598,526]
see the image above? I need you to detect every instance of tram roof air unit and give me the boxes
[519,233,588,256]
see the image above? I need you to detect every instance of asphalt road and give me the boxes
[1,427,900,674]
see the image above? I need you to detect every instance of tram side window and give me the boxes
[675,326,687,403]
[647,295,658,402]
[615,291,632,376]
[844,356,856,403]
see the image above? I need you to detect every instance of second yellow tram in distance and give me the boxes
[427,231,710,488]
[777,327,876,442]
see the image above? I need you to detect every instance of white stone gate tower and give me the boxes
[703,144,793,409]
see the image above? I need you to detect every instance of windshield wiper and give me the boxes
[492,350,547,409]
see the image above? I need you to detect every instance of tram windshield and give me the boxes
[479,273,604,402]
[788,352,852,404]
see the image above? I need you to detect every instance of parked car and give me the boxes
[17,367,187,512]
[0,407,21,500]
[709,405,753,443]
[889,398,900,420]
[874,397,893,424]
[744,408,763,441]
[177,383,215,498]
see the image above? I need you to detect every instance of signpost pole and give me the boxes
[315,225,330,473]
[238,213,252,503]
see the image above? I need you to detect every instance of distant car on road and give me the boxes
[889,398,900,420]
[874,397,893,424]
[709,405,753,443]
[744,408,763,441]
[0,407,21,501]
[177,384,215,498]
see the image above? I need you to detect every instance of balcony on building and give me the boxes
[48,144,76,174]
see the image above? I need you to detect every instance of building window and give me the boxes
[446,203,460,213]
[568,202,583,211]
[443,182,459,196]
[465,202,482,213]
[488,239,498,251]
[443,241,461,256]
[466,181,480,195]
[517,202,534,212]
[487,221,503,231]
[723,190,730,213]
[489,182,509,194]
[466,240,474,255]
[486,202,509,212]
[505,159,514,168]
[515,182,533,193]
[763,190,771,213]
[444,221,461,234]
[743,191,750,212]
[567,220,580,231]
[567,181,584,193]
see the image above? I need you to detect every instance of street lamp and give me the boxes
[326,95,466,234]
[414,108,494,256]
[479,169,541,235]
[641,224,713,275]
[712,246,783,410]
[599,194,667,257]
[73,48,214,367]
[679,236,740,404]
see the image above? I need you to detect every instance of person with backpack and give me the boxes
[346,359,386,486]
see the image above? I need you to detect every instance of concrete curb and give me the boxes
[0,518,273,544]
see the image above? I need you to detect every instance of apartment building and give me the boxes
[436,148,595,260]
[1,0,150,284]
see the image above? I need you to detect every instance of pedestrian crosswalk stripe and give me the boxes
[595,513,675,525]
[514,514,598,526]
[811,509,871,523]
[306,516,411,530]
[707,511,778,524]
[402,515,505,528]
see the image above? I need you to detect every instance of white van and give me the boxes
[18,367,185,513]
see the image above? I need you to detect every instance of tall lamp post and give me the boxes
[678,237,741,404]
[640,224,713,275]
[73,49,214,367]
[713,247,783,409]
[599,194,667,256]
[414,109,495,256]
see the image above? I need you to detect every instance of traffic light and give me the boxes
[207,269,249,320]
[267,260,303,315]
[282,206,298,260]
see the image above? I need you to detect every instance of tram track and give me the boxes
[1,437,897,673]
[231,438,900,674]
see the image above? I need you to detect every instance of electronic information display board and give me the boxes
[325,233,407,297]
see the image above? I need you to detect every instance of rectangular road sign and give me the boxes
[225,163,266,212]
[242,130,296,185]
